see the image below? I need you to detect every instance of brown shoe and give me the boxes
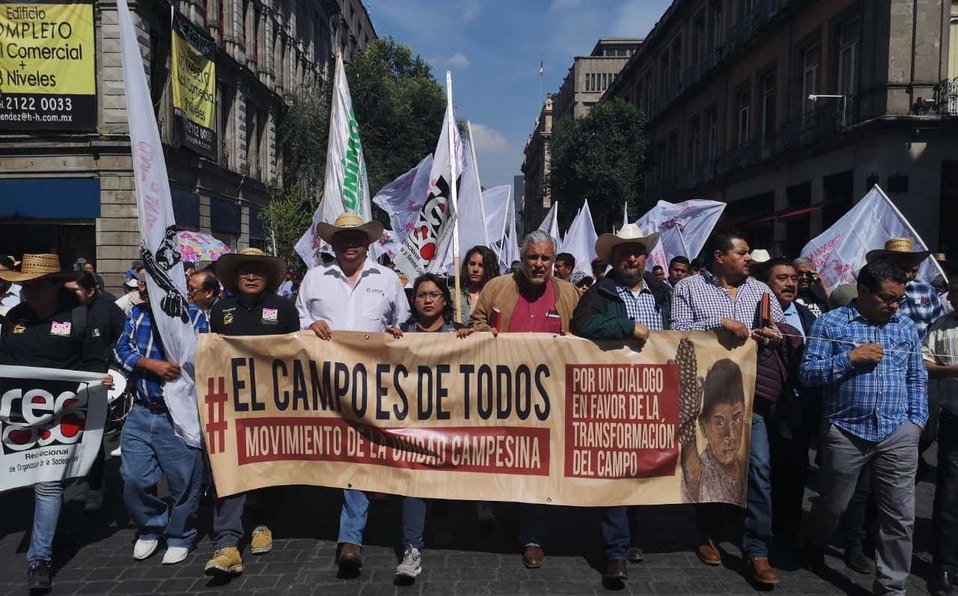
[337,543,363,572]
[522,545,545,569]
[696,540,721,566]
[748,557,780,585]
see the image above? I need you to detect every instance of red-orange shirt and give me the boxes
[507,279,561,334]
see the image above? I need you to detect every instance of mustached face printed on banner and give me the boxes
[141,226,190,322]
[0,384,88,454]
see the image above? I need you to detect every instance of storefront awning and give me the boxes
[0,178,100,219]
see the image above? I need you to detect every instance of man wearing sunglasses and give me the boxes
[800,260,928,596]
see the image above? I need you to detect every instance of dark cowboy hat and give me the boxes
[215,248,287,295]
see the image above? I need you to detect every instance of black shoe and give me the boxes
[929,568,955,596]
[27,560,51,594]
[626,547,645,563]
[801,544,826,573]
[843,546,875,575]
[604,559,628,581]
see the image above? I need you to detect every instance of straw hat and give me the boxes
[747,249,773,278]
[316,212,384,245]
[0,254,80,283]
[594,223,660,262]
[865,237,931,266]
[215,248,287,295]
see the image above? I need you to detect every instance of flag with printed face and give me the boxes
[295,53,371,268]
[118,0,202,447]
[637,200,726,272]
[801,185,944,291]
[559,200,598,275]
[392,102,464,280]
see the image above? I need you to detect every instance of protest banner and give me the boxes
[197,331,756,507]
[0,0,96,130]
[0,365,107,492]
[171,11,217,158]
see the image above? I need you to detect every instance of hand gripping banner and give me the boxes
[197,332,756,507]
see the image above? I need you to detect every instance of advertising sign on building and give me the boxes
[0,0,97,130]
[170,11,216,158]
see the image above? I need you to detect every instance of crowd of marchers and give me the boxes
[1,213,956,596]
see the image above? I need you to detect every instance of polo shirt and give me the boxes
[0,298,106,373]
[211,293,300,336]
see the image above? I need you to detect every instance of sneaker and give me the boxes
[27,559,51,594]
[84,488,103,514]
[161,546,189,565]
[204,546,244,577]
[132,538,158,560]
[250,525,273,555]
[843,546,875,575]
[395,547,422,579]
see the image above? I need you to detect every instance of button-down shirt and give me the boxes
[922,310,958,416]
[615,283,664,330]
[898,280,943,339]
[783,302,806,341]
[296,259,410,332]
[799,302,928,442]
[671,270,784,331]
[114,304,208,405]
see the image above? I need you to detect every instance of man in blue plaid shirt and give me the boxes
[114,278,209,565]
[800,260,927,596]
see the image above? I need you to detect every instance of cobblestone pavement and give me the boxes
[0,449,940,595]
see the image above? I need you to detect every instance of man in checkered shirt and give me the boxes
[671,231,784,586]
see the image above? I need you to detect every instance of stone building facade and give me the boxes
[606,0,958,257]
[0,0,375,289]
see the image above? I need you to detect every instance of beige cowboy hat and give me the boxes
[0,253,80,283]
[595,223,660,262]
[865,237,931,267]
[215,248,287,295]
[747,249,773,277]
[316,212,384,245]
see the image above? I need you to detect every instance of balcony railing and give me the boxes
[934,78,958,115]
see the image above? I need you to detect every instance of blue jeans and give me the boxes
[518,503,548,547]
[27,481,63,563]
[120,404,203,548]
[601,506,631,560]
[403,497,426,550]
[338,489,369,545]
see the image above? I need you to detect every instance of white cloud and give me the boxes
[461,0,480,22]
[469,123,512,155]
[428,52,471,71]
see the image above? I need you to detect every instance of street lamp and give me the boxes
[808,94,847,127]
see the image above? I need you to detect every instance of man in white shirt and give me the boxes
[295,212,409,576]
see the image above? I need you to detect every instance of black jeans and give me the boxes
[934,410,958,572]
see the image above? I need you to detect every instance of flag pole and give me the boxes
[446,71,463,324]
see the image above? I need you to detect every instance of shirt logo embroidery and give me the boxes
[223,313,234,326]
[262,308,278,323]
[12,324,25,334]
[50,322,72,336]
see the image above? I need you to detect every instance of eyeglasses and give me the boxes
[415,291,443,301]
[875,292,906,306]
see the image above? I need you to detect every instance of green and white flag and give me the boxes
[296,53,371,267]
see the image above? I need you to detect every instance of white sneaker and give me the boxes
[161,546,189,565]
[110,446,122,457]
[395,546,422,578]
[84,489,103,513]
[133,538,158,560]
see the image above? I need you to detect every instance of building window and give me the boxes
[660,52,670,91]
[671,37,682,87]
[692,15,705,65]
[706,108,718,161]
[760,70,776,140]
[688,117,701,169]
[710,1,723,49]
[802,44,820,114]
[837,19,860,96]
[737,88,750,145]
[950,2,958,78]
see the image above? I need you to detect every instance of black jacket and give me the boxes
[572,271,672,339]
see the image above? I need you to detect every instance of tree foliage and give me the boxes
[549,98,647,233]
[279,85,331,193]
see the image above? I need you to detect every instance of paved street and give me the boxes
[0,447,941,595]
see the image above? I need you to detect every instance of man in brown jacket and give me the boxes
[469,229,579,570]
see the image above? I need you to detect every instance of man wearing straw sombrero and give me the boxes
[0,254,114,593]
[866,237,943,340]
[204,248,299,578]
[296,212,409,575]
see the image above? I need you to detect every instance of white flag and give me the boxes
[637,199,727,272]
[372,154,433,244]
[482,185,513,258]
[559,200,598,275]
[499,191,521,273]
[295,53,371,267]
[392,101,463,280]
[801,185,944,291]
[118,0,202,447]
[538,201,560,245]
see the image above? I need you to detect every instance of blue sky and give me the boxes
[365,0,673,190]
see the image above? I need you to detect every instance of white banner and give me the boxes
[392,102,463,280]
[0,365,107,492]
[499,191,521,273]
[118,0,201,447]
[558,200,598,275]
[295,54,372,268]
[637,200,727,272]
[538,201,560,245]
[801,185,944,291]
[372,155,433,245]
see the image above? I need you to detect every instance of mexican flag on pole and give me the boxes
[295,53,372,267]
